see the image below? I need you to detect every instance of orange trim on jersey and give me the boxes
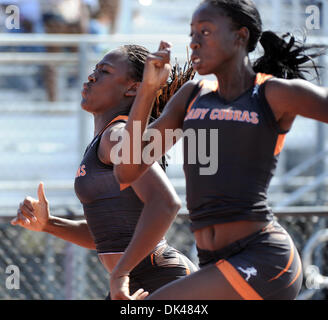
[187,74,270,115]
[269,236,294,282]
[99,115,129,136]
[254,73,273,86]
[120,183,130,191]
[274,134,286,156]
[107,115,129,129]
[254,73,287,156]
[216,259,263,300]
[185,80,204,114]
[185,94,200,115]
[185,80,219,115]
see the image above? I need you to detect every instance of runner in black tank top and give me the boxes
[74,114,196,299]
[12,45,197,300]
[183,73,280,231]
[115,1,327,300]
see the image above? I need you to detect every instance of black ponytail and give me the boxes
[253,31,326,80]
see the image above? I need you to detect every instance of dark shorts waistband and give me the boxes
[196,221,273,267]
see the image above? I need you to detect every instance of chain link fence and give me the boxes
[0,213,327,300]
[0,213,195,300]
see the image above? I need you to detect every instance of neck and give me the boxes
[93,106,130,137]
[215,55,256,102]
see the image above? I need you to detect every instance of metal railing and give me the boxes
[298,228,328,300]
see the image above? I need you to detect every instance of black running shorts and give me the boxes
[197,221,303,300]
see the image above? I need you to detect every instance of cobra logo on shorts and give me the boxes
[237,266,258,282]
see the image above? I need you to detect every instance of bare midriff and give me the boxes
[98,252,124,273]
[194,220,270,251]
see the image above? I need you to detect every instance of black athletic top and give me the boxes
[183,73,287,231]
[74,115,146,253]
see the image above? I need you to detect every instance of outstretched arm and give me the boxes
[109,161,181,300]
[11,182,96,250]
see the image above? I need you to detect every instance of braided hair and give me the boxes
[202,0,326,80]
[120,44,196,170]
[253,31,325,80]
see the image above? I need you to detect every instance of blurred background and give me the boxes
[0,0,327,300]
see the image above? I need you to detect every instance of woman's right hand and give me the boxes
[142,41,172,92]
[11,182,50,232]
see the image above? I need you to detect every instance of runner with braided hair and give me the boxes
[12,44,197,300]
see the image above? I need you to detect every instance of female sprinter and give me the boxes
[11,44,197,300]
[113,0,327,300]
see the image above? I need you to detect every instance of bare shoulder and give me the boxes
[267,77,315,91]
[164,79,199,113]
[102,121,126,142]
[265,77,328,122]
[98,122,126,165]
[174,79,200,101]
[265,77,325,102]
[181,79,200,90]
[164,79,199,109]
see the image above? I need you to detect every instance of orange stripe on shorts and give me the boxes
[269,235,294,282]
[216,259,263,300]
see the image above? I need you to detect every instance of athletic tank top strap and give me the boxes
[255,73,289,135]
[83,114,129,157]
[254,73,273,85]
[98,114,129,136]
[97,114,131,191]
[182,72,285,231]
[185,79,219,115]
